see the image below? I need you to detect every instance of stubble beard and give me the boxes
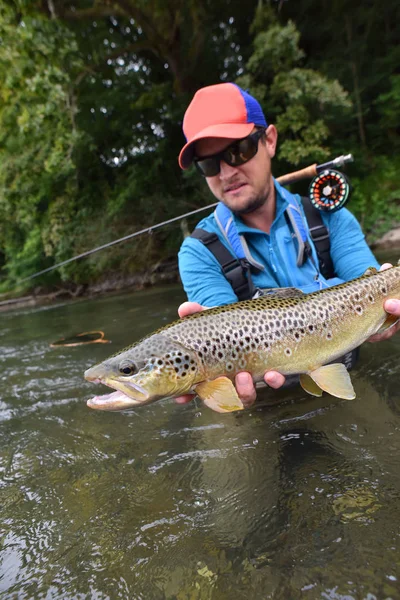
[231,192,268,216]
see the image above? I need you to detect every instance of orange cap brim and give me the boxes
[178,122,255,169]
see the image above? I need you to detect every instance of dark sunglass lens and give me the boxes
[223,135,258,167]
[195,157,220,177]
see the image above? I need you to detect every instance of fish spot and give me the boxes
[285,348,292,356]
[355,306,363,315]
[326,332,333,340]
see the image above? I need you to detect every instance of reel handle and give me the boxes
[277,164,317,186]
[277,154,353,187]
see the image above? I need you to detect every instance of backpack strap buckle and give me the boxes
[309,224,329,242]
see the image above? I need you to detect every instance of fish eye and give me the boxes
[118,360,137,376]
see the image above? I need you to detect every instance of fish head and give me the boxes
[84,333,202,411]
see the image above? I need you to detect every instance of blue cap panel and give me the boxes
[234,84,268,127]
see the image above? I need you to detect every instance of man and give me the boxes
[175,82,400,407]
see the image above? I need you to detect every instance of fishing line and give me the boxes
[18,201,218,283]
[15,153,353,285]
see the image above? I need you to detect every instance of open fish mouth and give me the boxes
[86,380,150,411]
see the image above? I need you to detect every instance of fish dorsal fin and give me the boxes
[261,287,305,299]
[363,266,378,276]
[309,363,356,400]
[300,374,323,397]
[194,376,244,413]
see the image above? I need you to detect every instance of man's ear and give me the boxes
[265,125,278,158]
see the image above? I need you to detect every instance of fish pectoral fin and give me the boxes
[309,363,356,400]
[194,377,244,413]
[300,374,323,397]
[376,314,399,334]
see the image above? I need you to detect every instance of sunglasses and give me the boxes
[194,129,266,177]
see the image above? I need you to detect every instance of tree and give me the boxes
[0,6,86,283]
[237,8,351,167]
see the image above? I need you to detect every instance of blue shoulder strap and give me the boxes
[214,202,246,259]
[275,180,310,267]
[214,203,265,271]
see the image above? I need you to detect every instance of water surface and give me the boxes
[1,283,400,599]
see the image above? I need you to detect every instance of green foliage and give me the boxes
[238,18,352,166]
[0,8,86,283]
[0,0,398,293]
[375,75,400,144]
[349,155,400,242]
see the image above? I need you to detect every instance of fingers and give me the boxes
[235,372,256,407]
[174,394,195,405]
[367,265,400,343]
[234,370,286,408]
[368,319,400,343]
[384,298,400,316]
[264,371,286,389]
[368,297,400,343]
[178,302,205,319]
[379,263,393,271]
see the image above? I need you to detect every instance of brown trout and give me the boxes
[84,264,400,413]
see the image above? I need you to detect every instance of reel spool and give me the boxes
[308,169,351,213]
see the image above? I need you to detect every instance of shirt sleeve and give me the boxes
[178,237,239,307]
[322,208,380,280]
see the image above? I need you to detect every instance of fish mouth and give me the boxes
[87,388,148,411]
[85,371,151,411]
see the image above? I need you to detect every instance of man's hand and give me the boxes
[175,301,286,409]
[368,263,400,343]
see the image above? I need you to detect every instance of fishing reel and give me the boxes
[308,169,351,213]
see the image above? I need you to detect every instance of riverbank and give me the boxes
[0,257,180,312]
[1,227,400,313]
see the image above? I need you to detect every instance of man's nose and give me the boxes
[219,160,239,179]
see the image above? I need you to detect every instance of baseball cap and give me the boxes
[178,83,268,170]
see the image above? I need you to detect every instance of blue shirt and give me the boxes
[178,185,380,307]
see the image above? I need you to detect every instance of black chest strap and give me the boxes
[190,229,255,300]
[301,197,335,280]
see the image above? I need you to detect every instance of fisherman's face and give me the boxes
[194,125,278,215]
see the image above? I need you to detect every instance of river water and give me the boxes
[1,278,400,599]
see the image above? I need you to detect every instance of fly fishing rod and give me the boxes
[17,153,353,283]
